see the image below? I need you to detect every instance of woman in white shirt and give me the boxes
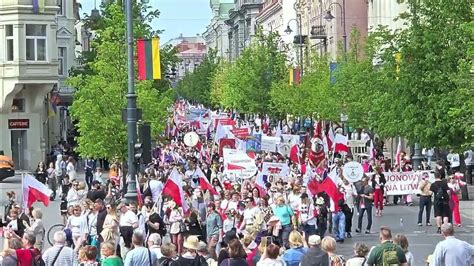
[394,234,414,266]
[168,203,184,254]
[66,157,76,180]
[66,205,85,249]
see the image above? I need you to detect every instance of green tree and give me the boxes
[373,0,473,149]
[176,49,219,106]
[68,2,174,160]
[215,31,288,114]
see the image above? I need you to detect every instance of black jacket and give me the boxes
[300,247,329,266]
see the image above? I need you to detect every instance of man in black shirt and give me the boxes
[87,181,106,202]
[430,171,451,233]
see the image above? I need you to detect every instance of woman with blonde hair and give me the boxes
[66,205,85,249]
[272,196,293,248]
[101,204,120,249]
[282,231,307,266]
[24,209,45,251]
[321,236,344,265]
[394,234,414,266]
[168,202,184,254]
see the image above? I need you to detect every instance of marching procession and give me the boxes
[0,101,472,266]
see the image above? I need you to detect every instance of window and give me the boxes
[57,0,64,15]
[58,47,66,75]
[26,24,47,61]
[6,25,14,61]
[12,99,25,112]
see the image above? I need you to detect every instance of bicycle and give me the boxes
[47,223,65,246]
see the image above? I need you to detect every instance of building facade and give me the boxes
[368,0,408,32]
[225,0,264,61]
[163,35,207,80]
[302,0,368,58]
[255,0,299,63]
[203,0,234,59]
[0,0,59,170]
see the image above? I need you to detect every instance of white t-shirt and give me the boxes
[447,153,460,168]
[67,216,84,236]
[243,207,260,225]
[149,179,163,203]
[120,210,138,227]
[299,203,315,225]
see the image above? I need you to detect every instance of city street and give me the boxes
[1,173,473,265]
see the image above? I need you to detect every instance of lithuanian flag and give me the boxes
[137,37,161,80]
[289,68,301,85]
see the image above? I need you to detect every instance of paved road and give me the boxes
[1,173,473,265]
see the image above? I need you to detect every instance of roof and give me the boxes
[219,3,234,19]
[162,35,206,47]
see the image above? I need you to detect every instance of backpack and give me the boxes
[330,254,344,266]
[434,186,445,202]
[30,249,46,266]
[382,245,400,266]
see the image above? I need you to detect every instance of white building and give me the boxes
[203,0,234,59]
[0,0,79,170]
[368,0,408,32]
[255,0,298,62]
[162,35,207,80]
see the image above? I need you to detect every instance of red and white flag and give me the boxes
[327,126,335,149]
[369,140,376,160]
[22,174,52,208]
[395,139,402,166]
[333,134,349,153]
[162,168,189,212]
[289,144,301,164]
[195,167,218,195]
[255,173,267,197]
[307,168,344,212]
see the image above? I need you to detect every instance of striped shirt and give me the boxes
[42,244,74,266]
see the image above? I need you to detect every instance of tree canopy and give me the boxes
[68,2,176,160]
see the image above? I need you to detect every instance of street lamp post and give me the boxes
[124,0,138,202]
[340,113,348,135]
[284,2,304,76]
[324,0,347,54]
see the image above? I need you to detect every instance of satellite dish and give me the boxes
[183,132,199,147]
[343,161,364,182]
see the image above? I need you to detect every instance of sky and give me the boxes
[81,0,212,43]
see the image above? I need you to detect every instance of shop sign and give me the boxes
[8,119,30,129]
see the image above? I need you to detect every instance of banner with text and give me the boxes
[384,171,434,195]
[261,162,290,177]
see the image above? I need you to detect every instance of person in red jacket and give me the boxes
[15,232,42,266]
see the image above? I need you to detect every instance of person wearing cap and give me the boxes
[315,197,328,239]
[299,234,329,266]
[206,202,223,260]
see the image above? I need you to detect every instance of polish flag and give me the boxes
[333,134,349,153]
[22,174,52,208]
[327,126,335,149]
[195,167,218,195]
[289,144,301,164]
[369,140,376,160]
[395,139,402,166]
[307,168,343,212]
[162,168,189,212]
[255,173,268,197]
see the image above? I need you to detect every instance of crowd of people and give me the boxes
[0,104,473,266]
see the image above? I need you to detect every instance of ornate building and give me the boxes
[203,0,234,59]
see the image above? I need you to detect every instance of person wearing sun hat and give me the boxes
[173,235,205,265]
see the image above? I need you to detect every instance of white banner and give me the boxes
[277,134,300,156]
[384,171,434,195]
[223,148,258,180]
[261,135,280,152]
[261,162,290,177]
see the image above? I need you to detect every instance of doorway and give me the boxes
[11,130,27,170]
